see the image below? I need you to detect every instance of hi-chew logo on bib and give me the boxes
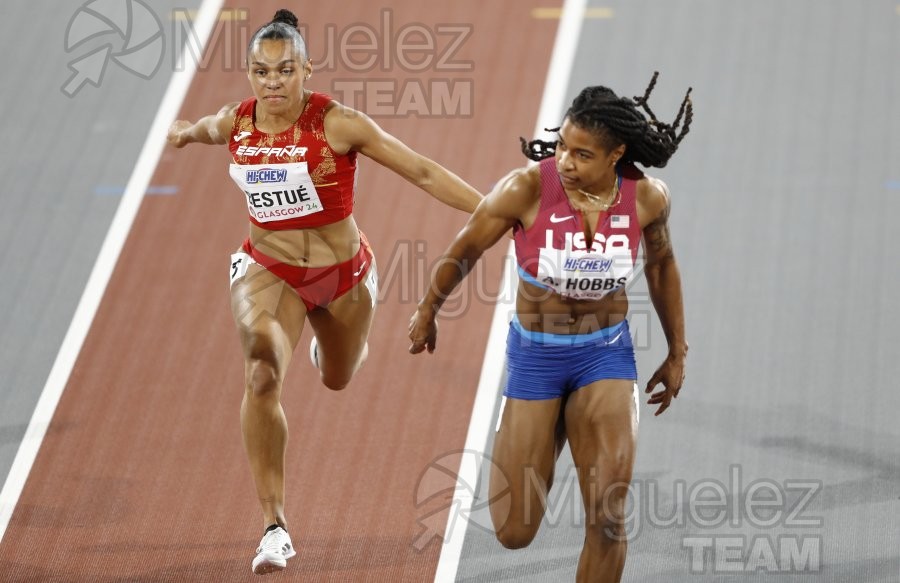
[246,168,287,184]
[563,257,613,273]
[230,161,324,222]
[535,228,634,299]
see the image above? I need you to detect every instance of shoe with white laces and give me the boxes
[251,526,296,575]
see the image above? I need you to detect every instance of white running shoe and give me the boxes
[309,337,319,369]
[251,526,296,575]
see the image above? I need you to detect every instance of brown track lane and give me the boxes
[0,2,555,581]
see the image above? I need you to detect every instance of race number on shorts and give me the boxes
[229,252,255,287]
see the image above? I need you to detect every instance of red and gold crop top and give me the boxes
[227,92,358,230]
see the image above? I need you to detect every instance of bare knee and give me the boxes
[586,513,627,544]
[317,353,363,391]
[246,359,281,398]
[585,479,630,544]
[495,526,538,550]
[321,374,350,391]
[317,343,366,391]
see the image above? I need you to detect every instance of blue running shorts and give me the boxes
[504,315,638,400]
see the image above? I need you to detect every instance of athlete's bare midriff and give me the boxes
[515,279,628,335]
[248,215,361,267]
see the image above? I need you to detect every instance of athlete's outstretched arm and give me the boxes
[167,102,239,148]
[408,168,537,354]
[642,179,688,416]
[324,104,483,213]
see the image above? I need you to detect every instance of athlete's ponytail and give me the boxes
[521,72,693,169]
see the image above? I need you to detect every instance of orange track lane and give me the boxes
[0,2,555,581]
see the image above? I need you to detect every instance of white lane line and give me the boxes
[0,0,226,543]
[432,0,587,580]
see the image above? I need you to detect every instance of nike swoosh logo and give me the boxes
[353,261,367,277]
[233,131,253,142]
[550,213,574,223]
[606,329,624,344]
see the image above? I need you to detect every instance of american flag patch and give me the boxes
[611,215,629,229]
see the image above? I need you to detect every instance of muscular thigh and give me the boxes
[230,253,307,366]
[490,397,563,532]
[306,261,377,371]
[564,380,639,499]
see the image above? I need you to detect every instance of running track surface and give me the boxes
[5,2,900,582]
[0,1,556,581]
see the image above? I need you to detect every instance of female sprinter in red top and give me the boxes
[409,73,692,582]
[167,9,481,575]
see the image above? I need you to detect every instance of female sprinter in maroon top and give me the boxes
[167,9,481,575]
[409,73,692,582]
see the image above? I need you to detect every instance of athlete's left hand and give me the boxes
[408,306,438,354]
[645,349,687,416]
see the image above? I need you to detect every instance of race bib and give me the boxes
[536,247,633,300]
[229,162,324,223]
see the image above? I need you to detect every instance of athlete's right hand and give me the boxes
[408,306,438,354]
[166,120,192,148]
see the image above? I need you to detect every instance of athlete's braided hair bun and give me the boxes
[248,8,307,59]
[272,9,299,28]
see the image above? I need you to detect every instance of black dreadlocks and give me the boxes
[520,72,693,168]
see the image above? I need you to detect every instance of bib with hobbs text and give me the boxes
[535,232,634,300]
